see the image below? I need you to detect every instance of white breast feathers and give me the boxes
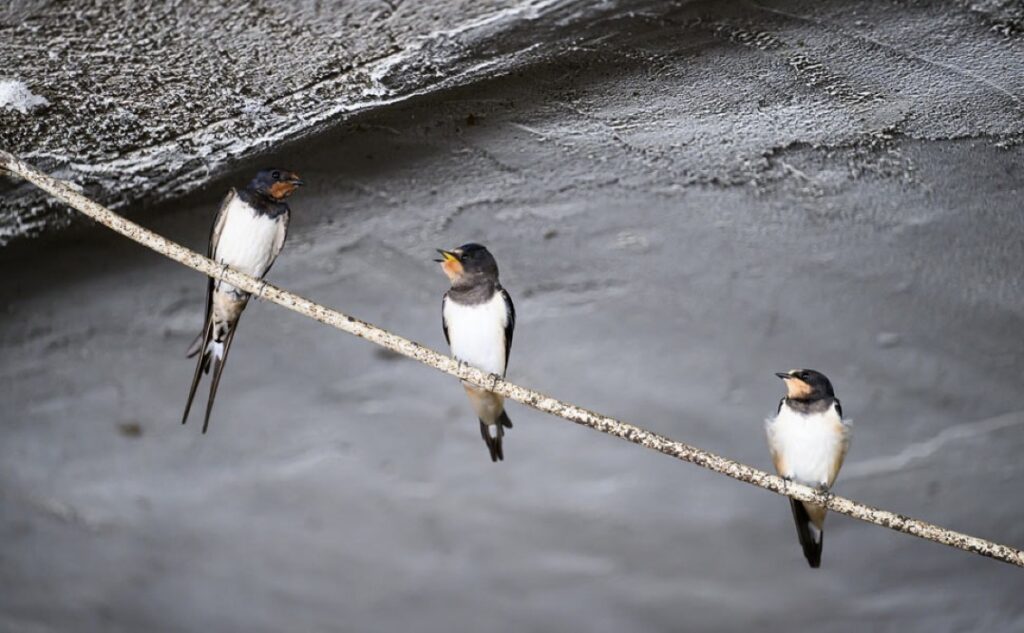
[214,196,283,290]
[444,292,509,376]
[766,403,850,488]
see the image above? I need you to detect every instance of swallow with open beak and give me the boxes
[765,369,851,567]
[181,168,303,433]
[436,244,516,462]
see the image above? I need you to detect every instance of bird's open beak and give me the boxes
[289,174,304,187]
[434,249,460,263]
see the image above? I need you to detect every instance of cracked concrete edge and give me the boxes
[0,0,666,245]
[4,0,1023,245]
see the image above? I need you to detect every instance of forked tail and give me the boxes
[789,498,823,568]
[182,321,236,434]
[479,410,513,462]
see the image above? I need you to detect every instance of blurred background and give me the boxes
[2,1,1023,631]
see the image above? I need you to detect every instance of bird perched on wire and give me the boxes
[181,168,303,433]
[437,244,516,462]
[765,369,851,567]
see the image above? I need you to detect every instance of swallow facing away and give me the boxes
[437,244,516,462]
[765,369,851,567]
[181,168,303,433]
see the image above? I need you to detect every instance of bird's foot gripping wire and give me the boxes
[486,372,501,391]
[214,262,230,289]
[781,476,792,496]
[816,484,834,508]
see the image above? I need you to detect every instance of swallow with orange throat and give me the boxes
[181,168,303,434]
[436,244,516,462]
[765,369,852,568]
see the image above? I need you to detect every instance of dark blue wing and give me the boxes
[501,287,515,373]
[441,293,451,346]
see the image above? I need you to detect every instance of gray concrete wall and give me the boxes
[1,1,1023,632]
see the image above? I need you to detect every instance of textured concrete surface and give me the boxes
[2,1,1024,632]
[0,0,644,243]
[2,0,1022,242]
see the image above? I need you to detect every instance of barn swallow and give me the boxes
[765,369,851,567]
[181,168,303,433]
[437,244,516,462]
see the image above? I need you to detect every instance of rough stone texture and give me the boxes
[2,1,1024,632]
[0,0,640,243]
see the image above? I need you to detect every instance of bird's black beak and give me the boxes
[289,176,304,187]
[434,249,459,263]
[775,372,791,380]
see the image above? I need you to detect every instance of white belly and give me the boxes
[214,197,282,292]
[766,404,849,488]
[444,293,508,376]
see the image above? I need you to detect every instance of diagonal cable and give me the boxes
[2,150,1021,568]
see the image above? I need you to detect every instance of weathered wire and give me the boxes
[2,149,1021,568]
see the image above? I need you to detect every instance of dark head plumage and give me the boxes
[775,369,835,401]
[247,168,303,201]
[435,243,500,286]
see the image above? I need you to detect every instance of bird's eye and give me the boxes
[271,170,281,180]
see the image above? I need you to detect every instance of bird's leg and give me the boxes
[214,262,230,290]
[255,278,269,301]
[486,372,501,391]
[455,360,475,389]
[817,483,834,508]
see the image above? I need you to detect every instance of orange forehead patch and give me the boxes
[269,181,296,199]
[783,377,813,399]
